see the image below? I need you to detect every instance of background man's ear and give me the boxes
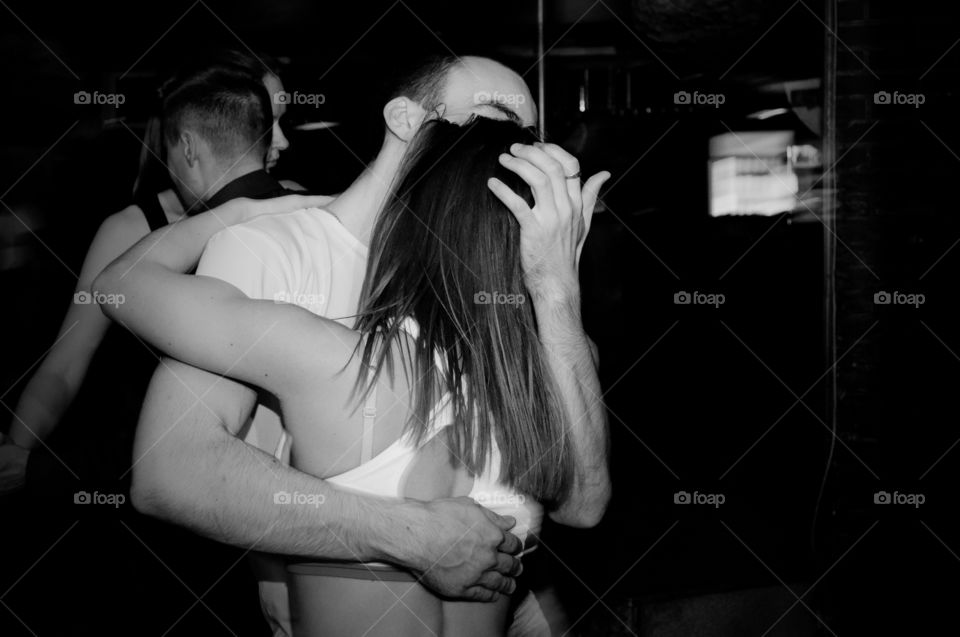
[179,130,201,167]
[383,96,428,142]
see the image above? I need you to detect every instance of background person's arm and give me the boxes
[5,193,319,453]
[0,207,151,493]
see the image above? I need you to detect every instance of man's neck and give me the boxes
[202,162,263,204]
[327,137,404,246]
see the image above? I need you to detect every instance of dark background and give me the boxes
[1,0,956,635]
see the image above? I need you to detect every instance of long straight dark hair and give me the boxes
[354,116,572,504]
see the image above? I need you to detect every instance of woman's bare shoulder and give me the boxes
[99,205,153,242]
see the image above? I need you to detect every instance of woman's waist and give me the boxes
[287,560,417,582]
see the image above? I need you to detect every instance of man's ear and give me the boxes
[383,96,428,142]
[179,130,200,167]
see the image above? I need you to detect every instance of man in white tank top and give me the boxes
[132,55,611,636]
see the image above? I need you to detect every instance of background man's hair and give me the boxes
[134,49,279,200]
[162,67,272,163]
[203,48,283,83]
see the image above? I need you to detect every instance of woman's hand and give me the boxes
[487,142,609,303]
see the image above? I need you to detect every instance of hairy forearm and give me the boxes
[133,422,420,562]
[533,289,610,527]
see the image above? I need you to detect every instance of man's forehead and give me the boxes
[441,65,537,126]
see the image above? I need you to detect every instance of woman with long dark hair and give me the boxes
[94,116,596,636]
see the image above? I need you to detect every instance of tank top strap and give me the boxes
[137,192,168,232]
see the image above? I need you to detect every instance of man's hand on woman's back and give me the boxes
[396,496,523,602]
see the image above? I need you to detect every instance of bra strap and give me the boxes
[360,385,377,464]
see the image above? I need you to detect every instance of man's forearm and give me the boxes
[533,289,610,527]
[133,421,416,562]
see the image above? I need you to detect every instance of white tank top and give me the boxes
[326,320,542,551]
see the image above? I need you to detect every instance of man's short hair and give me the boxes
[162,67,272,163]
[388,55,461,115]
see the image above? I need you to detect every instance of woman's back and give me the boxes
[280,328,521,636]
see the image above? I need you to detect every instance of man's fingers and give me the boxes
[582,171,610,215]
[581,171,611,234]
[510,142,569,178]
[576,171,609,267]
[463,586,500,603]
[482,507,517,531]
[509,143,570,218]
[488,178,533,227]
[479,506,523,555]
[535,142,583,213]
[494,551,524,578]
[475,570,517,595]
[498,529,523,556]
[498,153,557,215]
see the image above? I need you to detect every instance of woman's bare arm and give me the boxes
[92,196,358,400]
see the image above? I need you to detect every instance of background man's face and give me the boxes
[262,73,289,171]
[438,57,537,128]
